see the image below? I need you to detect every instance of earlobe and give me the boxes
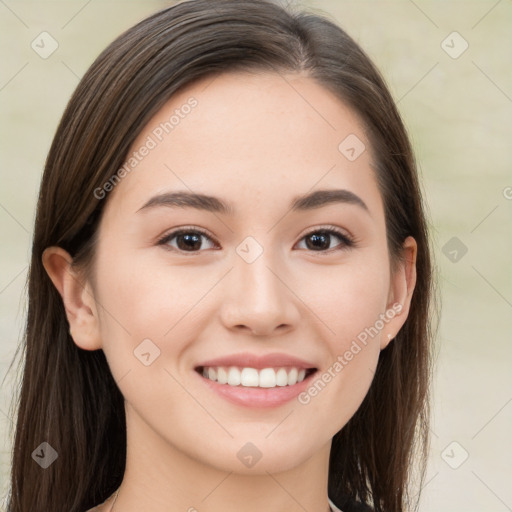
[381,236,418,349]
[42,247,102,351]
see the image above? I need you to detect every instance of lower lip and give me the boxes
[194,369,317,408]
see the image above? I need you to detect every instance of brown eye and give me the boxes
[297,228,354,252]
[158,228,217,253]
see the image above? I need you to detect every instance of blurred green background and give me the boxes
[1,1,511,510]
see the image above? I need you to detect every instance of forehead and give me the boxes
[104,70,381,220]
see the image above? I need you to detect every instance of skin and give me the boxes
[43,70,416,512]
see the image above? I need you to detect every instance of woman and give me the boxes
[6,0,435,511]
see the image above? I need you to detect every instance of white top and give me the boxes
[328,496,344,512]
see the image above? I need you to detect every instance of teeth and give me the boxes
[227,367,241,386]
[201,366,311,388]
[217,367,228,384]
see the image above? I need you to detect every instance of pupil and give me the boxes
[178,233,201,251]
[307,232,329,250]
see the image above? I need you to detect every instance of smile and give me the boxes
[194,366,318,408]
[198,366,317,388]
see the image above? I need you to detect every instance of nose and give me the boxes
[219,249,300,337]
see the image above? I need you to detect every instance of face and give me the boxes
[58,71,415,475]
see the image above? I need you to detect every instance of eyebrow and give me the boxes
[137,188,369,215]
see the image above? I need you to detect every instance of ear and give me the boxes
[380,236,417,350]
[42,246,102,351]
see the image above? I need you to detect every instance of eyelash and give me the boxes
[156,225,356,255]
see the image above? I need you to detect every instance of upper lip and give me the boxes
[195,352,317,370]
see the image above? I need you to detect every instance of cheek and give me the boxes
[305,254,390,345]
[295,255,388,425]
[92,247,221,390]
[94,247,213,338]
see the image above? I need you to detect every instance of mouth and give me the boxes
[194,365,318,388]
[192,352,319,408]
[194,365,318,408]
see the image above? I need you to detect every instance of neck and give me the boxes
[112,403,333,512]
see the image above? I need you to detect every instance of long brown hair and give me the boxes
[6,1,436,510]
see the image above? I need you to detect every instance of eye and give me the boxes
[157,227,218,253]
[295,226,355,252]
[157,225,355,254]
